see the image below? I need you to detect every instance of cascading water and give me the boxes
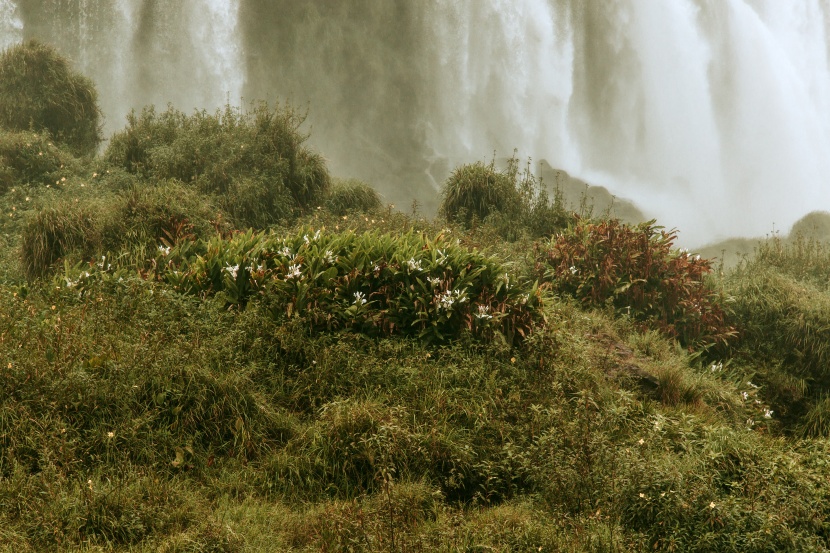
[9,0,243,135]
[0,0,22,50]
[4,0,830,246]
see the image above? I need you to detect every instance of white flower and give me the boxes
[764,409,773,419]
[569,266,578,275]
[710,362,723,373]
[695,254,701,261]
[436,249,448,265]
[428,277,442,287]
[741,391,749,401]
[353,291,367,306]
[438,290,455,311]
[257,264,265,272]
[224,264,239,279]
[324,250,336,264]
[407,258,423,271]
[158,245,171,256]
[280,247,292,257]
[475,304,492,320]
[286,264,302,279]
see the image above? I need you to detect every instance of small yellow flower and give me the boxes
[709,501,716,509]
[510,357,516,364]
[51,305,56,310]
[638,438,645,445]
[639,493,646,498]
[6,363,11,369]
[107,431,114,439]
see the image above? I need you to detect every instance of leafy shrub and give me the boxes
[536,218,734,350]
[0,129,79,190]
[159,227,542,344]
[440,159,520,226]
[105,103,330,223]
[324,178,382,215]
[441,155,570,240]
[0,40,101,156]
[19,178,225,280]
[724,237,830,429]
[20,202,100,279]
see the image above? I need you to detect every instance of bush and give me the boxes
[724,238,830,429]
[20,202,100,280]
[440,159,520,227]
[155,227,542,344]
[19,176,227,280]
[0,130,79,190]
[0,40,101,156]
[536,218,734,351]
[324,178,382,215]
[105,103,330,224]
[440,155,570,240]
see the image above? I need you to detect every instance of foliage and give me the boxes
[440,158,520,226]
[724,235,830,431]
[440,154,571,240]
[0,40,101,156]
[157,227,541,344]
[536,218,735,351]
[324,178,382,215]
[19,176,224,280]
[0,130,80,191]
[105,102,330,225]
[20,202,100,280]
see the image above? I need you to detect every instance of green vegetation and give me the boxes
[536,218,735,352]
[324,178,382,215]
[4,41,830,551]
[105,103,329,226]
[440,154,570,240]
[0,41,101,156]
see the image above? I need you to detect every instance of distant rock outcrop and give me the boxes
[538,160,645,225]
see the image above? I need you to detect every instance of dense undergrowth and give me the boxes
[3,40,830,552]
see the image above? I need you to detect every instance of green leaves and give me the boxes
[158,227,542,344]
[536,218,735,351]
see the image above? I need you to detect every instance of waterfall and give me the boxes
[0,0,22,50]
[423,0,830,244]
[10,0,243,135]
[6,0,830,245]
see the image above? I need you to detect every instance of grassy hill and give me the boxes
[3,40,830,552]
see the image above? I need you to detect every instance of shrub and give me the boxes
[156,227,542,344]
[105,103,330,223]
[324,178,382,215]
[440,159,520,227]
[0,129,79,190]
[20,202,100,280]
[536,218,734,351]
[440,155,570,240]
[0,40,101,156]
[724,238,830,429]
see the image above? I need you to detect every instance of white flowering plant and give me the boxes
[157,227,543,344]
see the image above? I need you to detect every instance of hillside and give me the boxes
[3,40,830,552]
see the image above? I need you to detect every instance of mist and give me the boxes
[4,0,830,246]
